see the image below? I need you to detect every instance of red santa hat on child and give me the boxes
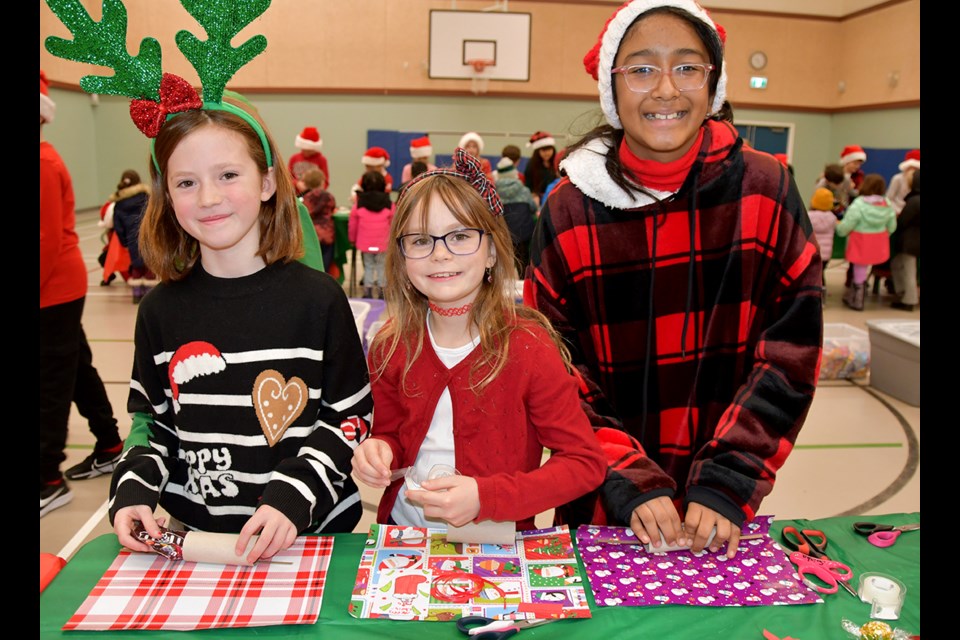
[527,131,556,151]
[40,70,56,123]
[458,131,484,153]
[583,0,728,129]
[898,149,920,172]
[839,145,867,165]
[295,126,323,151]
[362,146,390,167]
[409,136,433,159]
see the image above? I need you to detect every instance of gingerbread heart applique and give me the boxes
[252,370,308,447]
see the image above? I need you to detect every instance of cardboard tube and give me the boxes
[446,520,516,545]
[180,531,260,566]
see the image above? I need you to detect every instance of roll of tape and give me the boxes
[858,572,906,620]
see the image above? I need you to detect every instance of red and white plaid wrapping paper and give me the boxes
[64,536,334,631]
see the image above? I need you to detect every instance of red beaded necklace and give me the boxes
[429,302,473,317]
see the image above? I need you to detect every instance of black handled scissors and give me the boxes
[853,521,920,548]
[781,526,857,597]
[456,616,555,640]
[781,527,828,557]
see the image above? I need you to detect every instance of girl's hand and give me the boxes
[684,502,741,558]
[629,496,684,548]
[351,438,393,488]
[406,475,480,527]
[114,505,163,552]
[236,505,298,564]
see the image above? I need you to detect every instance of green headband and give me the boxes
[150,100,273,174]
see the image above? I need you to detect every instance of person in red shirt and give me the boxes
[40,71,122,517]
[288,126,330,195]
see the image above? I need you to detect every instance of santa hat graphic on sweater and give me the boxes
[899,149,920,172]
[527,131,556,151]
[583,0,728,129]
[409,136,433,159]
[40,70,56,123]
[839,145,867,166]
[168,341,227,403]
[458,131,484,153]
[362,146,391,167]
[295,126,323,151]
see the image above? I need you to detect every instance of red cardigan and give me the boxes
[369,318,607,530]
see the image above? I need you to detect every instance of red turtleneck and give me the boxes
[619,128,705,192]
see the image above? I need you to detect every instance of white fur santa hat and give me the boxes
[40,70,56,124]
[409,136,433,159]
[898,149,920,172]
[527,131,556,151]
[458,131,484,153]
[840,145,867,166]
[362,146,391,167]
[583,0,728,129]
[295,126,323,151]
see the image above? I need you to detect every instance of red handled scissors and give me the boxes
[853,521,920,548]
[781,527,857,597]
[787,551,854,595]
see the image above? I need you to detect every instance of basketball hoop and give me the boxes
[466,59,493,95]
[467,58,494,73]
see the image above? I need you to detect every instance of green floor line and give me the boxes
[795,442,902,450]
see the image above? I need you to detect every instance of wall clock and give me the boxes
[749,51,768,71]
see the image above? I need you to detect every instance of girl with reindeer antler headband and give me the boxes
[350,149,606,533]
[45,0,373,563]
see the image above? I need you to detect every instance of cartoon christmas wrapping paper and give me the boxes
[349,525,592,621]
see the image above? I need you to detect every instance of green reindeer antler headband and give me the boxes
[43,0,273,172]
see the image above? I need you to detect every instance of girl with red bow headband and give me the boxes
[351,149,606,533]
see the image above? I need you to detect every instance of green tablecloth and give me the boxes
[39,513,920,639]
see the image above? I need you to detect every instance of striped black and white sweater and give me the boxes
[109,260,373,534]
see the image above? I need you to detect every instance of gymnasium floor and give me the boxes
[40,208,921,561]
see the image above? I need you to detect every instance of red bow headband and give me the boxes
[399,148,503,217]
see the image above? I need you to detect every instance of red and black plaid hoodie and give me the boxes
[524,120,823,528]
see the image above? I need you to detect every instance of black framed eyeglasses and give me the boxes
[611,63,715,93]
[397,228,486,259]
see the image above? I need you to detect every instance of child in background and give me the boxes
[499,144,525,184]
[459,132,493,181]
[301,168,337,272]
[493,156,538,275]
[808,188,838,304]
[351,149,606,531]
[289,126,330,195]
[349,170,395,299]
[524,131,558,203]
[836,174,897,311]
[819,163,852,218]
[401,136,437,185]
[886,149,919,213]
[525,0,822,556]
[352,146,393,203]
[108,169,153,303]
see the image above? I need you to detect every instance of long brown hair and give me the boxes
[139,98,302,281]
[370,174,572,392]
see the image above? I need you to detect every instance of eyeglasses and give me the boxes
[397,228,486,259]
[611,63,715,94]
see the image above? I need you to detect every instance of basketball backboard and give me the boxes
[428,10,531,82]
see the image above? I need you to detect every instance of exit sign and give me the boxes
[750,76,768,89]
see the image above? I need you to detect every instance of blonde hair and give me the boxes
[140,98,302,282]
[370,174,572,392]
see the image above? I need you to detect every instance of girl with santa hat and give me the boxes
[524,0,822,558]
